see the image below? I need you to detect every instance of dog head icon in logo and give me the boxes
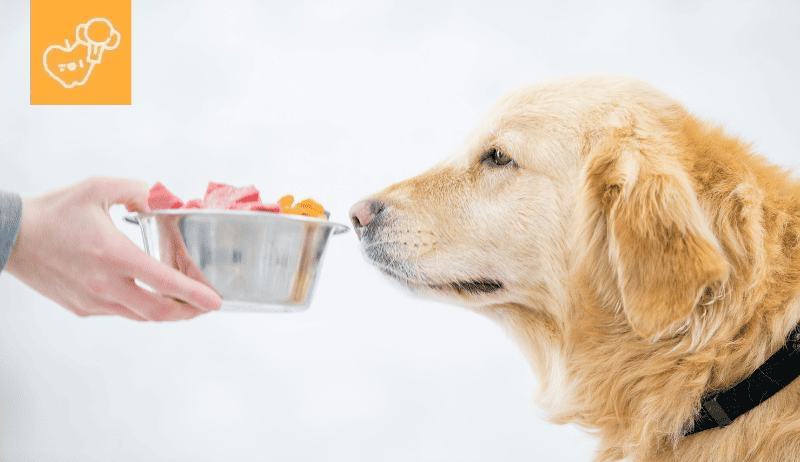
[43,18,121,89]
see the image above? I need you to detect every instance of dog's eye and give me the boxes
[481,148,516,168]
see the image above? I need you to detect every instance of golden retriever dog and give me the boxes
[349,75,800,462]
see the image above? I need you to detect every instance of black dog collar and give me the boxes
[684,322,800,436]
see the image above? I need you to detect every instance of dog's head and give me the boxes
[351,75,730,341]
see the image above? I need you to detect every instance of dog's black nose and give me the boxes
[349,199,384,238]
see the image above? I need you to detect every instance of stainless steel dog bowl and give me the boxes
[125,210,349,312]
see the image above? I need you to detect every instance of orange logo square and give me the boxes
[31,0,131,105]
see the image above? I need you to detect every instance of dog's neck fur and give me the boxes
[488,115,800,462]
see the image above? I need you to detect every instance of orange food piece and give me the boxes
[278,196,327,219]
[278,195,294,208]
[296,199,324,215]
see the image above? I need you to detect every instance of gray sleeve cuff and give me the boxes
[0,191,23,274]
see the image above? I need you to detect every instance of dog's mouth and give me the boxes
[377,265,504,296]
[430,279,504,295]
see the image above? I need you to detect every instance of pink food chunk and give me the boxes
[148,182,185,210]
[204,183,261,207]
[185,198,205,209]
[148,181,282,213]
[205,181,227,196]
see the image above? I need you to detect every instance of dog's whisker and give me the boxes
[362,239,400,251]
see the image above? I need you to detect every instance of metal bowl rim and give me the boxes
[124,209,350,234]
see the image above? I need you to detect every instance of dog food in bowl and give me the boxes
[147,182,328,218]
[128,181,348,312]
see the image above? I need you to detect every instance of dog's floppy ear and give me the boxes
[580,127,729,340]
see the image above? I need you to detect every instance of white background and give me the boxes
[1,1,799,461]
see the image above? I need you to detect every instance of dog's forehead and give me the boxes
[491,75,670,125]
[468,75,676,156]
[442,75,680,172]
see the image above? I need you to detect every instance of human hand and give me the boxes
[5,176,222,321]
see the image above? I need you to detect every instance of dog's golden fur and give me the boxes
[353,75,800,461]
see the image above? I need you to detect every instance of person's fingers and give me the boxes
[63,293,148,321]
[117,280,207,322]
[124,201,149,213]
[90,303,149,321]
[68,304,92,318]
[122,248,222,312]
[85,176,150,213]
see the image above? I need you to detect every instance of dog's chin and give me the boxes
[376,266,504,298]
